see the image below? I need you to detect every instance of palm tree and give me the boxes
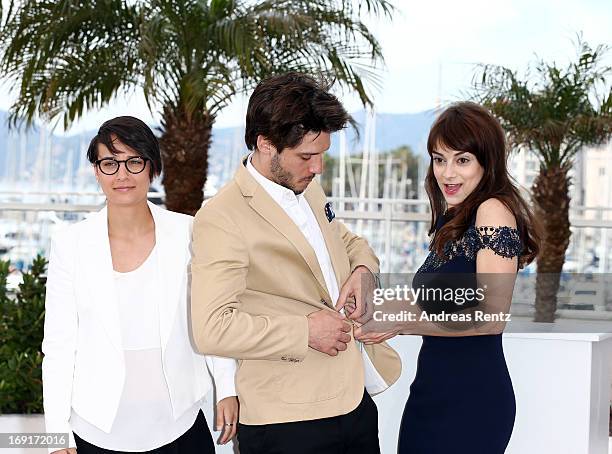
[0,0,393,214]
[473,39,612,322]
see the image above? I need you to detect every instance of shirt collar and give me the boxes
[246,153,303,206]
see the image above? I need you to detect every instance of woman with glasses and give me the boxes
[42,116,238,454]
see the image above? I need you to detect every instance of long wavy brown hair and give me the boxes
[425,102,540,268]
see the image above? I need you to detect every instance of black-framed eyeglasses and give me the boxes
[95,157,149,175]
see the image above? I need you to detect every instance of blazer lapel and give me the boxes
[80,207,122,352]
[148,202,188,351]
[249,191,331,300]
[235,161,331,300]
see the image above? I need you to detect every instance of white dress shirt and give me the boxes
[246,155,387,393]
[71,246,200,451]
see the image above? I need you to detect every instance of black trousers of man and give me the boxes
[237,390,380,454]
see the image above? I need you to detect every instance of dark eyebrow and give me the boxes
[432,150,469,156]
[99,154,141,160]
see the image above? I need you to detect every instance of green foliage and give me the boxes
[0,255,47,414]
[0,0,395,130]
[472,37,612,169]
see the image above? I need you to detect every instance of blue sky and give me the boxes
[1,0,611,135]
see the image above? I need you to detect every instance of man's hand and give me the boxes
[51,449,76,454]
[307,309,352,356]
[215,396,239,444]
[335,266,376,323]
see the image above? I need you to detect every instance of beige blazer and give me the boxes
[190,160,401,425]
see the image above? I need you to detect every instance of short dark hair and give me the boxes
[86,116,162,181]
[245,72,353,152]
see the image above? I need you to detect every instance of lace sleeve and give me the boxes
[474,225,523,259]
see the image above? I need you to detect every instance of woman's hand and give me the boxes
[51,449,76,454]
[354,324,401,344]
[215,396,239,444]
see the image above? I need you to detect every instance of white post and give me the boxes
[339,129,347,213]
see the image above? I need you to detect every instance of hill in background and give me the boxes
[0,109,436,188]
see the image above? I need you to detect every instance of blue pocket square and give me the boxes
[324,202,335,222]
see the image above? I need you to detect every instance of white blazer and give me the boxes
[42,201,236,448]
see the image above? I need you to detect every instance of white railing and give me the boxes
[2,193,612,319]
[1,193,611,273]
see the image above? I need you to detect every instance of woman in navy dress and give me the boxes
[393,102,540,453]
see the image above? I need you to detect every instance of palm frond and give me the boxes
[1,0,394,128]
[226,0,388,105]
[0,0,142,128]
[472,39,612,169]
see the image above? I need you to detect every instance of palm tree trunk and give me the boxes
[159,105,214,215]
[532,165,572,322]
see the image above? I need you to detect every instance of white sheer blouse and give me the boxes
[71,246,200,451]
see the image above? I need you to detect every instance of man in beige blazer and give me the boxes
[191,72,401,454]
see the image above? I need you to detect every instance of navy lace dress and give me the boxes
[398,214,522,454]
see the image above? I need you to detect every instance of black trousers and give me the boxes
[238,390,380,454]
[73,410,215,454]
